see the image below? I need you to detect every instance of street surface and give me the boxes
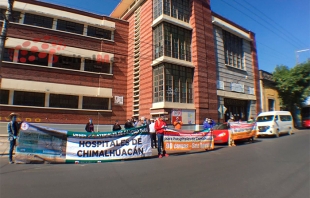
[0,129,309,198]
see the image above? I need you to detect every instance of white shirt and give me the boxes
[149,122,155,133]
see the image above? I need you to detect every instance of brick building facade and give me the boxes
[0,0,260,127]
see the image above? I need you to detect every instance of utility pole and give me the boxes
[0,0,14,69]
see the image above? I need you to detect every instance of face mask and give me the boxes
[89,120,92,124]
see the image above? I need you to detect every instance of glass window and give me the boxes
[279,115,292,122]
[162,0,190,22]
[153,0,163,19]
[24,13,53,28]
[256,116,274,122]
[153,63,193,103]
[52,55,81,70]
[18,50,48,66]
[57,19,84,34]
[0,9,21,22]
[82,97,109,110]
[13,91,45,107]
[49,94,78,109]
[154,22,191,61]
[223,30,244,69]
[3,48,14,62]
[87,26,112,40]
[84,59,111,73]
[0,89,9,104]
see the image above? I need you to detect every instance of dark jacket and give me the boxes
[124,121,133,129]
[7,121,22,137]
[85,123,94,132]
[113,123,122,131]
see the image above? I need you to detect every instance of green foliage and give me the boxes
[272,62,310,111]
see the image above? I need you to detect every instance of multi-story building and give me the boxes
[0,0,128,125]
[259,70,281,112]
[0,0,261,128]
[111,0,218,126]
[213,13,261,122]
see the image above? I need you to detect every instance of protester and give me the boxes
[149,119,157,148]
[154,116,169,158]
[112,120,122,131]
[203,118,216,130]
[173,117,183,129]
[247,117,255,123]
[7,113,23,164]
[228,116,235,123]
[135,118,143,127]
[85,118,94,132]
[124,119,134,129]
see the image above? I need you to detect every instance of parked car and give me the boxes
[256,111,293,137]
[212,123,229,144]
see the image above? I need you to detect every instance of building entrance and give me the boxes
[224,98,248,122]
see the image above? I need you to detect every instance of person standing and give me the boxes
[154,116,169,158]
[124,119,134,129]
[85,118,94,132]
[149,119,157,148]
[173,117,183,129]
[203,118,216,130]
[112,120,122,131]
[7,113,23,164]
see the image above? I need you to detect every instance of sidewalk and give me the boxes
[0,137,10,155]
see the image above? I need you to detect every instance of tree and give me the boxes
[272,62,310,121]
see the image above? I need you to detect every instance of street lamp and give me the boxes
[296,49,310,65]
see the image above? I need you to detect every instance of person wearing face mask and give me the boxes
[85,118,94,132]
[203,118,216,130]
[7,113,23,164]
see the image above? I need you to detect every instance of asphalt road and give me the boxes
[0,130,309,198]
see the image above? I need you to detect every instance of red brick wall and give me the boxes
[191,0,218,124]
[138,1,153,119]
[249,32,261,114]
[0,17,129,125]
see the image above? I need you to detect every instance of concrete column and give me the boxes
[13,49,19,62]
[80,58,85,71]
[83,24,87,35]
[45,93,50,107]
[52,18,57,29]
[111,31,114,41]
[48,54,53,67]
[78,96,83,109]
[19,13,25,24]
[8,90,14,105]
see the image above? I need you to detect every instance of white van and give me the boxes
[256,111,293,137]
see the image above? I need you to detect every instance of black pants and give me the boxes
[150,133,157,148]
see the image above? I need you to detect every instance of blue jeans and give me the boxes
[157,133,165,155]
[9,139,16,162]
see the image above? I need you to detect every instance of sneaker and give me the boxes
[164,153,169,157]
[9,161,14,164]
[158,154,163,158]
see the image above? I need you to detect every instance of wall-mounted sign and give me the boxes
[114,96,123,105]
[231,83,244,93]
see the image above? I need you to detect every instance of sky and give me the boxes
[41,0,310,73]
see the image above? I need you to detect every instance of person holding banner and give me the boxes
[85,119,94,132]
[149,119,157,148]
[7,113,23,164]
[155,116,169,158]
[203,118,216,130]
[173,117,183,129]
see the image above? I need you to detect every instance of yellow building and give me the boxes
[259,70,282,112]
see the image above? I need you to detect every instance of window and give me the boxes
[3,48,14,62]
[52,55,81,70]
[153,0,163,19]
[57,19,84,34]
[0,89,9,104]
[13,91,45,107]
[0,9,21,22]
[24,13,53,28]
[153,63,193,103]
[153,65,164,103]
[163,0,190,22]
[248,87,254,95]
[87,26,112,40]
[153,22,191,61]
[84,59,111,73]
[268,99,275,111]
[223,30,244,69]
[49,94,78,109]
[18,50,48,66]
[82,97,109,110]
[279,115,292,122]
